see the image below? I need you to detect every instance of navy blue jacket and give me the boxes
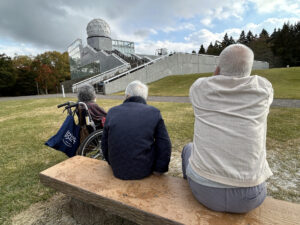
[101,96,171,180]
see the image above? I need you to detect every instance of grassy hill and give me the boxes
[146,67,300,99]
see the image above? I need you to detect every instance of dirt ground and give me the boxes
[10,193,80,225]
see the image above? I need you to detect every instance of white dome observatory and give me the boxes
[86,19,112,51]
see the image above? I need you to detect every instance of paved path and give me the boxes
[1,94,300,108]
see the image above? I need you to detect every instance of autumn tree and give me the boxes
[33,51,70,94]
[13,55,33,69]
[31,60,54,94]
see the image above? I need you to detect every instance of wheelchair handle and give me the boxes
[65,102,78,110]
[57,102,69,108]
[57,101,77,108]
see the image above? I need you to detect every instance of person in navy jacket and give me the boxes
[101,80,171,180]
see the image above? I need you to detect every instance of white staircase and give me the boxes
[72,54,168,93]
[72,63,130,92]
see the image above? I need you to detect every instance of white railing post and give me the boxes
[62,85,65,98]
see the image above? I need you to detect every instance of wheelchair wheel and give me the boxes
[78,129,104,160]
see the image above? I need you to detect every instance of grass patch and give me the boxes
[148,73,211,97]
[113,67,300,98]
[267,107,300,141]
[0,98,299,223]
[254,67,300,99]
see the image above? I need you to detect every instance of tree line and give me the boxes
[1,22,299,96]
[192,22,300,68]
[0,51,70,96]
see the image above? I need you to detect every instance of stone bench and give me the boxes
[39,156,300,225]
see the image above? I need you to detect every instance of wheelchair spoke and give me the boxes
[79,130,104,160]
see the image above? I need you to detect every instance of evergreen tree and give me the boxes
[259,29,269,39]
[249,31,275,67]
[238,30,247,44]
[294,22,300,66]
[206,42,214,55]
[221,33,231,48]
[0,54,16,96]
[12,55,37,96]
[198,44,206,54]
[229,36,235,45]
[192,50,196,54]
[212,41,222,55]
[14,67,37,96]
[269,22,296,66]
[246,31,254,44]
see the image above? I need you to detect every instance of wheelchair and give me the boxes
[57,101,104,160]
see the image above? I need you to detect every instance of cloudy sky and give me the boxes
[0,0,299,56]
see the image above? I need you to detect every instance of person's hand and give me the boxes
[213,66,220,76]
[153,171,162,176]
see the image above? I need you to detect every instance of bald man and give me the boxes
[182,44,273,213]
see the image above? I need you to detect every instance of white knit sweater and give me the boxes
[189,74,273,187]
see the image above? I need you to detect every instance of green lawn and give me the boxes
[145,67,300,98]
[253,67,300,99]
[0,98,299,224]
[148,73,211,97]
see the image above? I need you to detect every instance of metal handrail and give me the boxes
[72,63,130,88]
[100,50,109,56]
[72,53,169,92]
[112,53,128,65]
[131,53,142,60]
[103,54,169,84]
[86,44,98,53]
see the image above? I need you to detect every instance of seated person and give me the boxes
[182,44,273,213]
[101,80,171,180]
[77,84,107,129]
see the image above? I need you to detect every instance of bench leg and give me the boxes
[69,198,138,225]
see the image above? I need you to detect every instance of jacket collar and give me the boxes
[124,96,147,104]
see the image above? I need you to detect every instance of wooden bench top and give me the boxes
[39,156,300,225]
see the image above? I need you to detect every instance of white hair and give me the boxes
[218,44,254,77]
[125,80,148,100]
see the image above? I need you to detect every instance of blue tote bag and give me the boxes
[45,114,80,157]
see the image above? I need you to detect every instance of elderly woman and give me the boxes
[77,84,107,128]
[101,80,171,180]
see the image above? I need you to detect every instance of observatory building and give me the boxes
[67,19,269,95]
[68,19,156,81]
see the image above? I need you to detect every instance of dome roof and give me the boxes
[86,19,111,38]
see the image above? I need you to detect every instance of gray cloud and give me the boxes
[0,0,229,52]
[3,0,289,54]
[0,0,84,50]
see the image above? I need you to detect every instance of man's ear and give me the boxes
[214,66,220,76]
